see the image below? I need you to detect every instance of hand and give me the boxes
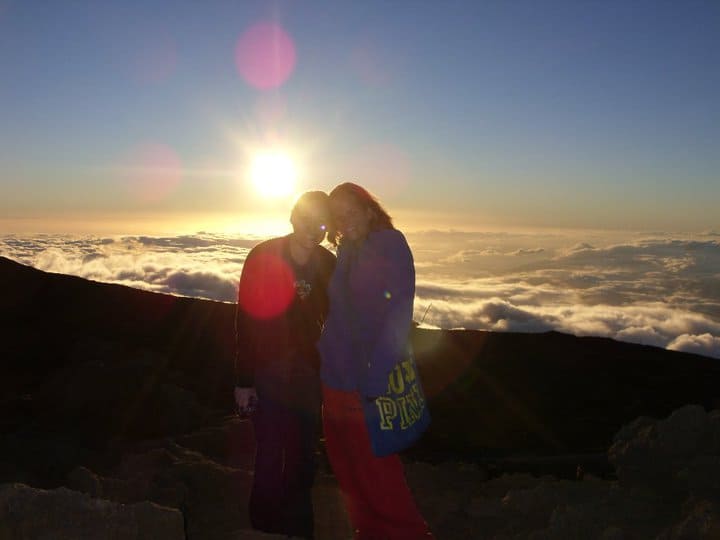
[234,387,258,417]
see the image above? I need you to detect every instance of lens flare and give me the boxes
[235,21,296,90]
[238,253,295,319]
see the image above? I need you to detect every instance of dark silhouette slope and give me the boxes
[413,328,720,459]
[2,255,719,470]
[0,256,236,409]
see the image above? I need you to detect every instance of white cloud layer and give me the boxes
[1,234,248,302]
[2,229,719,359]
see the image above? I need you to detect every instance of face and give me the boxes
[291,205,329,249]
[330,193,373,242]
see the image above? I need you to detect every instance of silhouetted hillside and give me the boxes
[413,327,720,461]
[0,256,236,408]
[2,255,719,470]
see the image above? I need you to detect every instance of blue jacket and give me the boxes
[318,229,415,397]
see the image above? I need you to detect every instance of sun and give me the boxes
[249,152,297,199]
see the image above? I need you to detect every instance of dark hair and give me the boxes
[290,190,330,224]
[326,182,394,245]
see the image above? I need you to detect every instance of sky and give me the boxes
[1,0,719,233]
[1,1,719,357]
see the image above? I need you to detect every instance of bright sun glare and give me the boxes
[250,152,297,199]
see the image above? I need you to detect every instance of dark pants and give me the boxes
[249,391,320,539]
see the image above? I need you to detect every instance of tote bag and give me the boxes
[362,345,431,457]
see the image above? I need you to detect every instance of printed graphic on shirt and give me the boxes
[375,359,426,430]
[295,279,312,300]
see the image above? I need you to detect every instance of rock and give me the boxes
[609,404,718,493]
[675,456,720,499]
[599,526,625,540]
[67,466,103,498]
[657,499,720,540]
[498,478,613,537]
[656,405,714,458]
[478,473,546,499]
[65,437,254,540]
[0,430,93,486]
[611,415,656,446]
[0,483,184,540]
[405,461,487,535]
[708,410,720,454]
[311,475,353,540]
[226,531,298,539]
[176,416,256,471]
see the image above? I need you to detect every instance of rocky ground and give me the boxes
[3,404,720,539]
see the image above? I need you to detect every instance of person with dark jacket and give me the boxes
[234,191,336,539]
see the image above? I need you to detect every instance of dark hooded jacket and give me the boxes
[235,235,335,403]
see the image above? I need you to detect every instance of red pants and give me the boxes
[322,385,433,540]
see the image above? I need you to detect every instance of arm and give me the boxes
[234,248,259,388]
[318,250,337,324]
[361,231,415,398]
[234,302,254,388]
[233,247,264,413]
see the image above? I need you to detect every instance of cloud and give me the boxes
[134,235,260,250]
[164,270,238,301]
[408,231,720,358]
[3,230,720,358]
[566,242,596,252]
[438,249,502,264]
[413,295,720,358]
[510,248,545,256]
[668,333,720,358]
[414,297,557,333]
[0,233,253,302]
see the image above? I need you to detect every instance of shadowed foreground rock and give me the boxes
[0,483,185,540]
[60,417,351,540]
[409,404,720,540]
[609,404,720,496]
[3,405,720,539]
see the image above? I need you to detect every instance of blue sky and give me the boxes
[1,0,718,232]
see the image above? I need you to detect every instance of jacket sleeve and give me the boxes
[234,248,259,387]
[319,250,337,323]
[361,231,415,397]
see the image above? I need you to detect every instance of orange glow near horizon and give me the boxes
[0,211,294,238]
[0,208,517,237]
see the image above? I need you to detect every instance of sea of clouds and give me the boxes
[2,229,719,359]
